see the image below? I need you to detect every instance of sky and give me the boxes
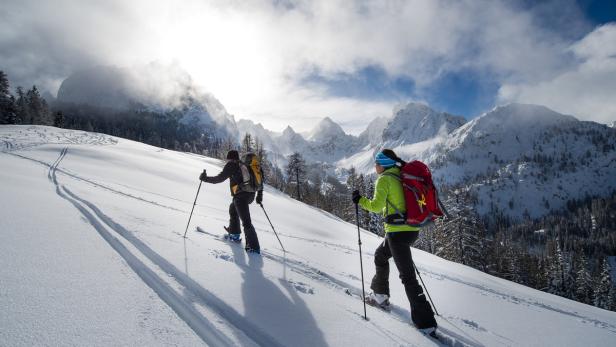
[1,0,615,134]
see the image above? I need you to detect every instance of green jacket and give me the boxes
[358,166,418,233]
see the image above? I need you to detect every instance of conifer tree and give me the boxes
[547,238,565,296]
[241,133,254,153]
[574,253,593,304]
[0,71,16,124]
[286,152,306,201]
[433,193,485,269]
[594,259,613,309]
[26,86,51,125]
[15,87,28,124]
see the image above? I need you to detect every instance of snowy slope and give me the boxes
[2,125,616,346]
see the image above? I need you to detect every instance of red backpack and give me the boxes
[386,160,446,227]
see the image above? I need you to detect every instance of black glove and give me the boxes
[199,169,207,181]
[352,189,362,204]
[256,190,263,205]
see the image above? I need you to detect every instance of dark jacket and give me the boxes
[204,160,263,196]
[204,160,243,195]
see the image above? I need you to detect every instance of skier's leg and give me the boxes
[228,200,241,235]
[234,193,260,250]
[370,237,392,296]
[388,232,436,329]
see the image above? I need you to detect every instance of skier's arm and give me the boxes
[204,162,233,184]
[358,176,387,213]
[256,168,264,204]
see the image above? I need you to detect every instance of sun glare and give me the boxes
[152,5,276,113]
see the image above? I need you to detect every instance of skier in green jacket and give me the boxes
[352,149,437,333]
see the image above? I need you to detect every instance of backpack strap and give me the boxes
[401,173,425,181]
[385,198,405,219]
[382,172,405,220]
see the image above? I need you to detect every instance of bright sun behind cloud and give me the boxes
[145,3,279,113]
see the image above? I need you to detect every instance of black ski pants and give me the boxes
[371,231,437,329]
[228,192,260,250]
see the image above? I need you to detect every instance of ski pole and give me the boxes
[437,196,451,219]
[413,262,439,316]
[259,203,286,252]
[355,203,368,320]
[183,173,204,238]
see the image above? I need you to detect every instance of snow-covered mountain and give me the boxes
[380,102,466,147]
[305,117,361,162]
[339,103,616,220]
[277,125,311,156]
[2,125,616,346]
[357,115,390,147]
[238,118,360,163]
[57,63,239,139]
[239,103,465,163]
[237,119,280,152]
[306,117,346,142]
[236,102,614,221]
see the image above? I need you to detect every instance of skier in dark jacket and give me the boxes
[200,150,263,253]
[352,149,437,333]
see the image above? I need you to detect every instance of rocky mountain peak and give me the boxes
[381,102,466,146]
[308,117,346,142]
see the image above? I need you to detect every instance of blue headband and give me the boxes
[375,152,396,168]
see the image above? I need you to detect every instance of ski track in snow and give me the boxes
[1,127,117,152]
[417,267,616,333]
[195,228,481,347]
[40,149,289,347]
[4,150,187,213]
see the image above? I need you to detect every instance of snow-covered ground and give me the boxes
[2,125,616,346]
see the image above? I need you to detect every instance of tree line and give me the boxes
[1,71,55,126]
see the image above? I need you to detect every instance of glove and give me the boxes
[352,190,362,204]
[256,190,263,205]
[199,169,207,181]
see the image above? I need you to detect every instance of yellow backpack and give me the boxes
[236,153,263,193]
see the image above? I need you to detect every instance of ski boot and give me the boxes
[418,327,438,339]
[245,247,261,254]
[224,233,242,243]
[365,292,391,311]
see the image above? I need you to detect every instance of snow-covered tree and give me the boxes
[574,253,593,304]
[594,259,613,310]
[241,133,254,153]
[547,238,565,296]
[433,192,485,270]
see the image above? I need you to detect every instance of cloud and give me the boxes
[498,23,616,124]
[1,0,609,132]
